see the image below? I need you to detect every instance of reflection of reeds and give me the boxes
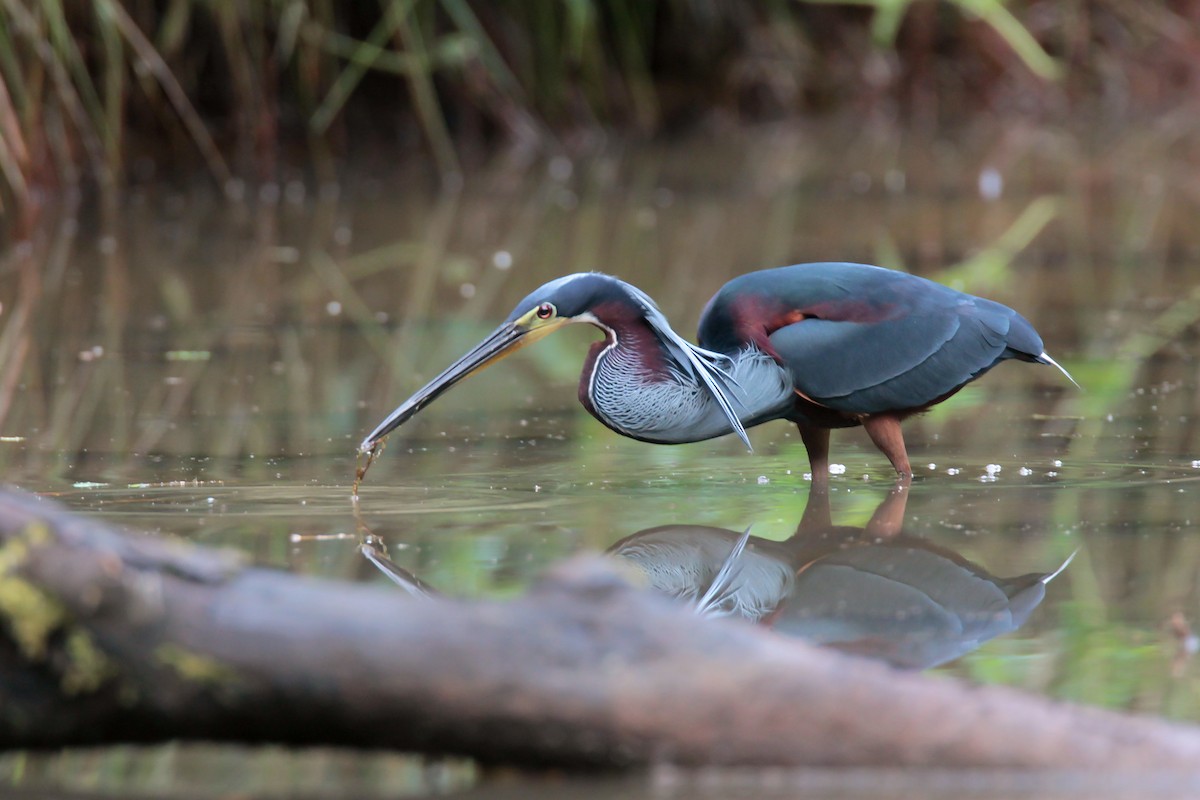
[6,119,1200,485]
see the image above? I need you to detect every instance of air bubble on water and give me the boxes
[829,464,847,475]
[1053,459,1063,467]
[927,463,937,470]
[756,475,769,485]
[1019,466,1033,476]
[548,156,573,182]
[978,167,1003,199]
[946,468,960,476]
[284,181,306,204]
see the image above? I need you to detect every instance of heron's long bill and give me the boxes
[358,319,559,454]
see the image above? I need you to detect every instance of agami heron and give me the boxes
[358,263,1074,481]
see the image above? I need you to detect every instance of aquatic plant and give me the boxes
[0,0,1193,216]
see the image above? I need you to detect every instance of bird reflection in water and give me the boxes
[360,487,1072,671]
[611,488,1073,669]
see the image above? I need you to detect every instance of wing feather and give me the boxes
[769,298,1029,415]
[699,263,1050,416]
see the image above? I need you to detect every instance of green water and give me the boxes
[2,121,1199,797]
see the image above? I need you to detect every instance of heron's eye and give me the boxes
[536,302,556,320]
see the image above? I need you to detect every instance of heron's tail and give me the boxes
[1037,351,1080,389]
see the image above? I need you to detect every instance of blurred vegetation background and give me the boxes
[2,0,1199,222]
[2,5,1200,795]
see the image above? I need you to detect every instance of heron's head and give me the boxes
[358,273,635,453]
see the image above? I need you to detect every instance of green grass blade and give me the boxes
[952,0,1061,80]
[97,0,232,185]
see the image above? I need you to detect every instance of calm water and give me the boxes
[2,119,1200,797]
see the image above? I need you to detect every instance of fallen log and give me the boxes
[0,487,1197,770]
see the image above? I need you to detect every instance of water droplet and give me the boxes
[259,182,281,205]
[978,167,1003,200]
[548,156,573,181]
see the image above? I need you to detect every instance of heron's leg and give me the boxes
[797,424,830,490]
[861,414,913,483]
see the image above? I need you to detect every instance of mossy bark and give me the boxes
[0,487,1198,771]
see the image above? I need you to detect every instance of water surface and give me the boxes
[2,119,1200,796]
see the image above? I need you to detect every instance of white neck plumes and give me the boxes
[585,326,794,445]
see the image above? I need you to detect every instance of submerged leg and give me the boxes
[796,477,831,534]
[797,424,831,488]
[861,414,913,482]
[864,481,909,540]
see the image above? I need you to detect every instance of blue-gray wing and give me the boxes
[698,263,1047,416]
[770,295,1039,414]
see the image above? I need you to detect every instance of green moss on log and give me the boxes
[156,644,240,687]
[61,629,117,694]
[0,522,64,660]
